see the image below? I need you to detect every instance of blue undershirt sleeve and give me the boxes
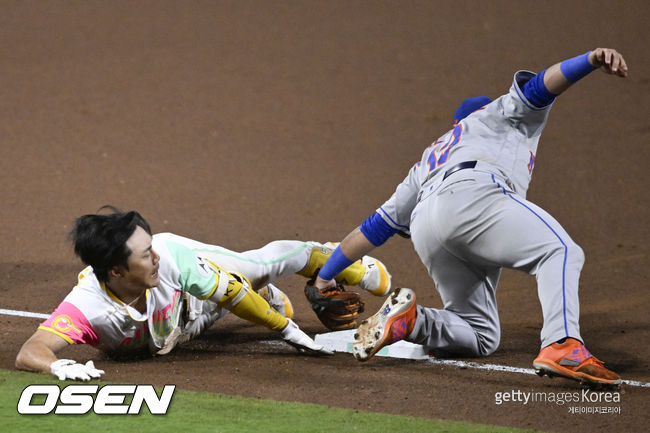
[521,70,557,108]
[360,212,399,247]
[522,51,596,108]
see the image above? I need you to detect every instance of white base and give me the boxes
[314,329,433,360]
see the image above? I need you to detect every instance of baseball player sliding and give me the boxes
[15,207,390,380]
[309,47,628,386]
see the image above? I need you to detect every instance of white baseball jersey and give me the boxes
[377,70,552,236]
[39,233,225,355]
[39,234,313,356]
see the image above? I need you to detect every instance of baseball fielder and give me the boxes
[16,208,390,380]
[310,47,627,386]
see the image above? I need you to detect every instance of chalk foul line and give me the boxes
[3,308,648,388]
[0,308,50,319]
[426,358,650,388]
[315,330,650,388]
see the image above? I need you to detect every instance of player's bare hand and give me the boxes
[314,276,338,290]
[589,48,628,77]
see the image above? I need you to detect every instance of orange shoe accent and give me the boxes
[533,338,621,386]
[352,288,416,362]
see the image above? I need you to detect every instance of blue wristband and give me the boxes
[560,51,596,83]
[318,247,353,281]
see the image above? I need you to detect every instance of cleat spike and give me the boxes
[346,288,416,362]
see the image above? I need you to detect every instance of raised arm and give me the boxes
[543,47,628,95]
[16,329,104,381]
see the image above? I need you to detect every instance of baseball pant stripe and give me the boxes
[491,175,569,338]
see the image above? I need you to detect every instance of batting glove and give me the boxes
[50,359,105,381]
[281,319,333,356]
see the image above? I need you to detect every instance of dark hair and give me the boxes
[69,206,152,283]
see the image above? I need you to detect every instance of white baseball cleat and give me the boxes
[258,284,294,319]
[352,287,417,362]
[281,319,333,356]
[357,255,391,296]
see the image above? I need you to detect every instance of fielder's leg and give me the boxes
[410,226,502,357]
[418,171,583,347]
[441,178,584,346]
[424,172,619,384]
[352,228,502,360]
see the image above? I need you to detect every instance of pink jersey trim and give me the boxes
[40,302,100,346]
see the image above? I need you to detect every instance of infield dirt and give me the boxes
[1,2,648,432]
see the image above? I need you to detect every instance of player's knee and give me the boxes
[477,330,500,356]
[480,341,499,356]
[215,274,245,306]
[542,239,584,270]
[567,242,585,268]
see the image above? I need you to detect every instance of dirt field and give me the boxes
[1,1,648,432]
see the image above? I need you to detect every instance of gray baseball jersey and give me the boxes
[376,71,583,355]
[378,71,549,237]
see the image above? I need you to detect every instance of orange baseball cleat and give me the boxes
[533,338,621,386]
[352,287,417,362]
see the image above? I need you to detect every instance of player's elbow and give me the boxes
[16,329,70,373]
[15,343,32,371]
[15,338,47,373]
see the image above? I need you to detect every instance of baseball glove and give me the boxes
[304,279,365,331]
